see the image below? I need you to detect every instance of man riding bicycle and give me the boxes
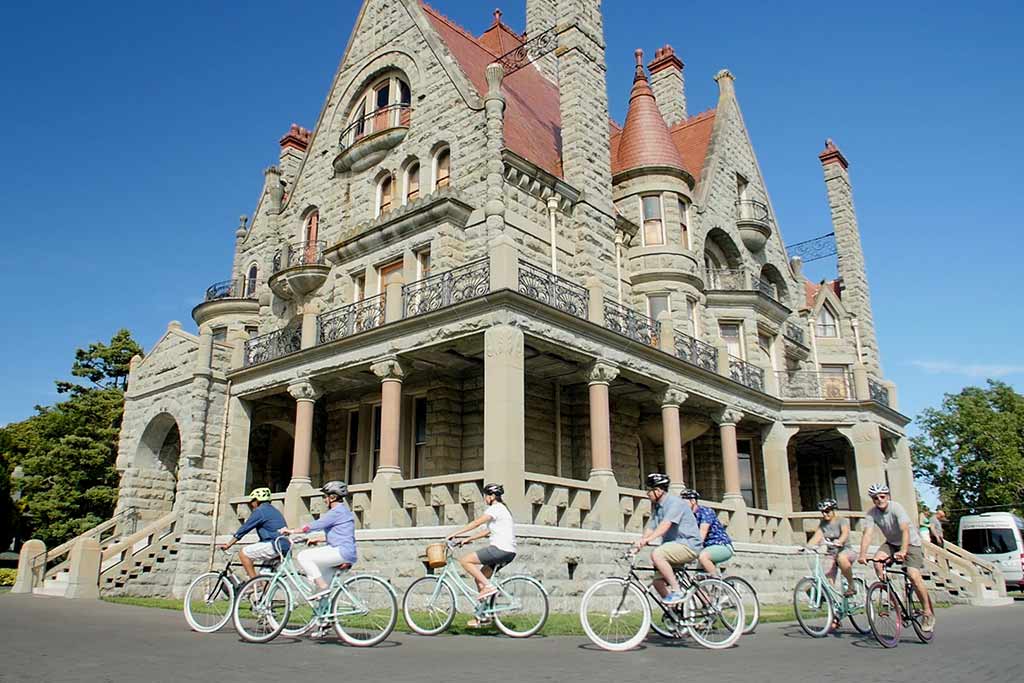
[280,480,357,601]
[679,488,733,576]
[633,473,703,605]
[220,487,289,579]
[858,483,935,632]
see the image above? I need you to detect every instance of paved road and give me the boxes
[1,594,1021,683]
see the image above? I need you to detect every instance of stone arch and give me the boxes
[788,427,858,518]
[133,412,183,514]
[329,49,423,133]
[759,263,789,301]
[703,228,743,271]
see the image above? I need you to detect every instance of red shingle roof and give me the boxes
[478,9,525,56]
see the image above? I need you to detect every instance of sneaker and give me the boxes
[662,591,686,606]
[921,613,935,633]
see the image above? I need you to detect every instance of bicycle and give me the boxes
[579,549,745,652]
[865,557,934,648]
[791,546,868,637]
[648,567,759,636]
[231,535,397,646]
[183,549,275,633]
[402,540,549,638]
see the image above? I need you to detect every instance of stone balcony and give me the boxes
[332,103,411,174]
[191,278,259,328]
[735,198,772,252]
[704,267,791,325]
[268,240,329,300]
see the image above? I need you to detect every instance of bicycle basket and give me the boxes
[425,543,447,569]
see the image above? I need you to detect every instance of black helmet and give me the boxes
[817,498,838,512]
[321,480,348,499]
[645,473,671,491]
[483,483,504,496]
[679,488,700,500]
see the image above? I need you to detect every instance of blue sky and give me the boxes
[1,1,1021,501]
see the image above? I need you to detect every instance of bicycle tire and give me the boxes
[906,584,934,644]
[684,577,744,649]
[724,576,760,634]
[332,574,397,647]
[866,582,901,648]
[579,578,651,652]
[183,571,235,633]
[402,576,457,636]
[793,576,834,638]
[491,575,549,638]
[232,575,291,644]
[845,577,870,634]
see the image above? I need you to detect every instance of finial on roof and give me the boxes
[713,68,735,98]
[633,49,646,81]
[819,137,849,170]
[493,8,502,24]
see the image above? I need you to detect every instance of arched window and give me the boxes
[404,162,420,204]
[377,175,394,217]
[433,147,451,190]
[244,264,258,297]
[344,73,412,146]
[816,302,839,338]
[302,211,319,265]
[704,251,724,289]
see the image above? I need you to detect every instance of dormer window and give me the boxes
[377,175,394,217]
[343,73,412,147]
[434,147,451,190]
[816,303,839,338]
[405,162,420,204]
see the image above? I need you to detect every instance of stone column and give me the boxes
[483,325,527,519]
[852,364,871,401]
[587,361,621,531]
[661,388,688,493]
[65,538,101,600]
[488,233,519,291]
[384,277,405,324]
[216,395,253,533]
[586,277,605,325]
[11,539,45,594]
[838,422,888,511]
[484,62,507,240]
[369,357,404,528]
[887,436,917,513]
[284,381,321,526]
[718,408,749,541]
[657,312,675,354]
[762,422,799,544]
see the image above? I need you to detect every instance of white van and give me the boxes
[958,512,1024,589]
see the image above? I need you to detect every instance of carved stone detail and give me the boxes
[287,381,322,402]
[661,387,689,407]
[587,361,620,385]
[716,407,744,426]
[370,356,405,382]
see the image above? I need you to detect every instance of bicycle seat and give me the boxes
[491,562,509,574]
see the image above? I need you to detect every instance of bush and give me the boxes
[0,569,16,586]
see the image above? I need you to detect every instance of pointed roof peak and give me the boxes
[613,49,688,179]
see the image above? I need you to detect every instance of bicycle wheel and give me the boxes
[332,574,397,647]
[793,577,834,638]
[579,578,651,652]
[184,572,235,633]
[907,585,934,644]
[280,576,318,637]
[684,577,744,649]
[724,576,759,634]
[232,576,291,644]
[845,577,870,634]
[491,576,549,638]
[866,582,901,648]
[402,576,456,636]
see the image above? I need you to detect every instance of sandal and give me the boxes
[467,617,492,628]
[477,584,498,601]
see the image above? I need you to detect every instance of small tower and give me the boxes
[819,139,881,374]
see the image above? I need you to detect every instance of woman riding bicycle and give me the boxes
[806,498,857,596]
[280,480,357,600]
[446,483,516,626]
[679,488,734,576]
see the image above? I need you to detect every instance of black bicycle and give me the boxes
[183,549,275,633]
[865,557,934,648]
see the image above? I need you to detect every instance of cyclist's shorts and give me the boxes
[877,542,924,570]
[477,546,516,568]
[653,542,698,566]
[702,544,734,564]
[241,541,279,562]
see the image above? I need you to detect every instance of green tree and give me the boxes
[0,445,16,551]
[912,380,1024,529]
[0,330,142,545]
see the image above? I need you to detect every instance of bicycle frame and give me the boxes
[426,548,529,619]
[870,560,915,622]
[801,550,860,619]
[628,558,726,631]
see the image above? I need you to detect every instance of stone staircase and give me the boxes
[921,539,1013,606]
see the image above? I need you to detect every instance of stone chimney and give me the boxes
[819,138,881,374]
[648,45,686,126]
[526,0,559,81]
[278,123,311,189]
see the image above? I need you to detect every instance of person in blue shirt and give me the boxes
[680,488,734,576]
[632,473,703,605]
[220,487,289,579]
[280,480,357,600]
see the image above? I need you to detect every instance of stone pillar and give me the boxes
[718,408,749,541]
[715,341,731,377]
[184,326,214,466]
[65,538,102,600]
[525,0,558,81]
[484,62,507,240]
[661,388,688,493]
[488,233,519,291]
[762,422,799,544]
[587,361,621,530]
[284,381,321,526]
[229,329,248,370]
[657,311,674,354]
[838,422,888,511]
[12,539,45,594]
[887,436,917,514]
[300,300,320,350]
[384,277,405,323]
[852,364,871,401]
[483,325,527,519]
[369,357,405,528]
[586,277,604,325]
[217,395,253,532]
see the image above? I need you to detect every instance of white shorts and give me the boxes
[241,541,279,563]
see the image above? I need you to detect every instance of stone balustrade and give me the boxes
[390,472,486,527]
[524,473,601,529]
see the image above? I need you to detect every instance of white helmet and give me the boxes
[867,483,890,497]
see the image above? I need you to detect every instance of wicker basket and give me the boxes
[425,543,448,569]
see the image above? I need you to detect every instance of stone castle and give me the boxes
[33,0,982,604]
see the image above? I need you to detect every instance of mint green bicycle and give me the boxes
[231,536,397,646]
[792,545,869,637]
[402,540,549,637]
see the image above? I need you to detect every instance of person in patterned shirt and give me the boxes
[680,489,734,576]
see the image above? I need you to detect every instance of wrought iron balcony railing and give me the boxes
[244,326,301,367]
[728,356,765,392]
[272,240,326,273]
[868,377,891,407]
[784,322,806,347]
[777,371,854,400]
[339,103,412,150]
[735,198,771,224]
[317,294,386,345]
[674,333,719,373]
[517,260,589,319]
[204,279,256,302]
[403,259,490,318]
[603,298,658,347]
